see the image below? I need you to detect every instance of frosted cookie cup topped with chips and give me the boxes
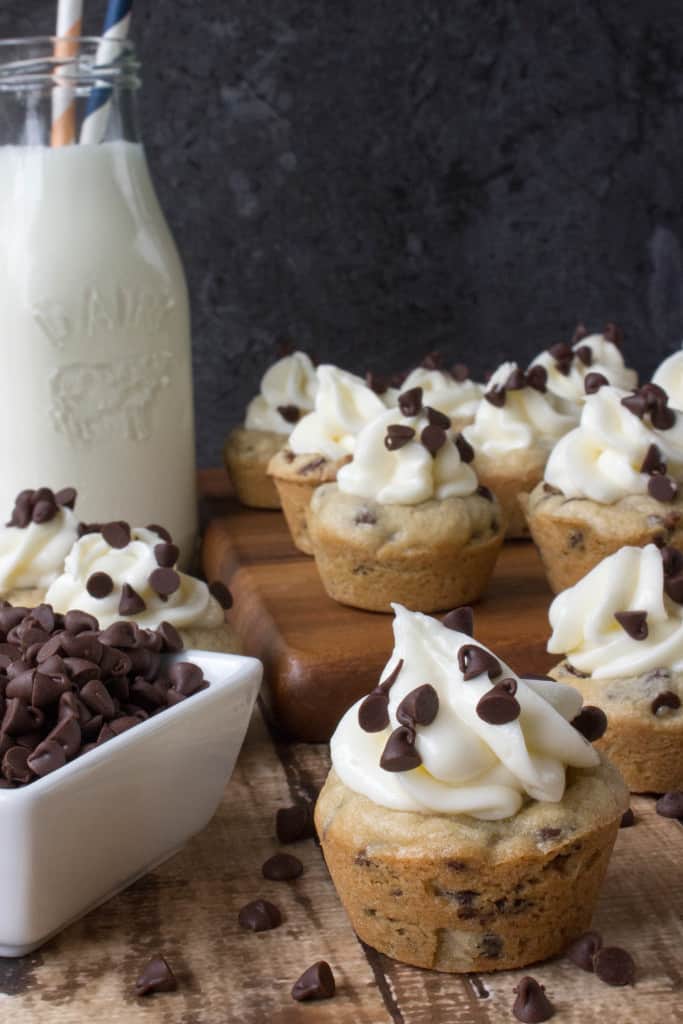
[224,350,318,509]
[548,544,683,792]
[268,365,386,554]
[380,361,483,431]
[462,362,576,537]
[0,487,80,606]
[307,386,503,612]
[523,381,683,592]
[315,604,627,973]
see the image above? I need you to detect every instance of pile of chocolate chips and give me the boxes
[0,604,208,787]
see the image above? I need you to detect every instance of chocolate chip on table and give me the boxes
[135,956,178,997]
[54,486,77,508]
[101,521,131,549]
[379,725,422,772]
[454,433,474,463]
[291,961,335,1002]
[571,705,607,742]
[484,386,506,407]
[442,606,474,635]
[385,424,416,451]
[276,804,315,844]
[620,808,636,828]
[398,386,423,417]
[425,406,451,429]
[476,681,520,725]
[651,691,681,715]
[614,609,648,640]
[262,853,303,881]
[277,404,300,424]
[640,443,666,476]
[512,976,554,1022]
[655,790,683,818]
[86,572,114,599]
[154,542,179,568]
[238,899,283,932]
[149,568,181,599]
[648,474,678,502]
[119,583,146,617]
[457,644,501,681]
[358,690,389,732]
[396,685,439,727]
[566,930,602,971]
[593,946,636,986]
[209,581,233,609]
[584,371,609,394]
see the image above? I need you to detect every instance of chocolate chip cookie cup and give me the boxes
[315,605,628,973]
[224,427,284,509]
[548,544,683,792]
[268,448,351,555]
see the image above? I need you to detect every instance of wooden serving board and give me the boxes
[202,475,557,741]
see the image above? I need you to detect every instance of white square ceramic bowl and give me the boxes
[0,649,262,957]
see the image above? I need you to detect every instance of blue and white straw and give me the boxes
[80,0,133,144]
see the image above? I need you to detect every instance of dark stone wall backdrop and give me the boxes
[3,2,683,464]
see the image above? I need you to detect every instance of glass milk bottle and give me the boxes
[0,38,197,561]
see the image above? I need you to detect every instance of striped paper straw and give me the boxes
[51,0,83,147]
[80,0,132,145]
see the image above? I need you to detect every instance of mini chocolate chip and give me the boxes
[277,404,300,423]
[566,930,603,971]
[365,370,388,395]
[614,609,648,640]
[385,424,416,451]
[154,542,179,568]
[396,684,439,727]
[379,725,421,772]
[2,745,33,784]
[378,658,403,694]
[64,609,99,634]
[476,683,521,725]
[169,662,205,696]
[421,350,442,370]
[505,367,527,390]
[262,852,303,881]
[101,521,131,549]
[291,961,335,1002]
[584,371,609,394]
[358,690,389,732]
[108,716,140,736]
[593,946,635,986]
[238,899,283,932]
[538,827,562,841]
[603,322,623,346]
[276,804,315,844]
[86,572,113,599]
[32,499,57,524]
[2,698,43,736]
[425,406,450,429]
[648,474,678,502]
[146,524,173,543]
[442,606,474,635]
[149,568,180,598]
[655,790,683,818]
[620,808,635,828]
[27,739,66,778]
[512,976,554,1022]
[55,486,77,508]
[454,433,474,463]
[571,705,607,741]
[526,365,548,392]
[354,508,377,525]
[63,657,101,685]
[640,443,666,476]
[661,544,683,576]
[651,404,676,430]
[119,584,146,617]
[549,341,573,361]
[477,484,494,501]
[209,581,233,609]
[457,644,501,681]
[622,392,647,418]
[651,690,681,714]
[157,621,184,653]
[46,714,81,758]
[484,386,506,407]
[575,344,593,366]
[300,457,326,474]
[135,956,177,997]
[398,386,423,417]
[80,679,116,718]
[451,362,469,381]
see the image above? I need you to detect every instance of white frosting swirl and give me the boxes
[337,407,478,505]
[331,604,599,821]
[384,368,483,421]
[0,507,80,593]
[45,527,224,630]
[548,544,683,679]
[544,384,683,503]
[462,361,576,455]
[653,349,683,412]
[244,351,318,434]
[530,333,638,407]
[288,365,386,460]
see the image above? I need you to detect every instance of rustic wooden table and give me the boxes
[2,471,682,1022]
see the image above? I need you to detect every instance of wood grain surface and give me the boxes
[202,485,557,741]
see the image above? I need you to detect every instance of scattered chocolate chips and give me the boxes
[566,930,602,971]
[476,681,520,725]
[209,580,233,610]
[398,386,423,417]
[135,956,177,997]
[655,790,683,818]
[571,705,607,742]
[396,684,439,727]
[454,433,474,463]
[620,808,635,828]
[457,644,501,681]
[420,423,447,456]
[291,961,335,1002]
[425,406,451,429]
[484,386,506,407]
[442,605,474,635]
[149,568,181,599]
[379,725,421,772]
[584,371,608,394]
[101,521,131,549]
[575,344,593,366]
[593,946,635,986]
[276,804,315,844]
[614,609,648,641]
[640,443,666,476]
[512,976,554,1022]
[86,572,113,600]
[385,424,416,451]
[262,853,303,881]
[648,474,678,502]
[238,899,282,932]
[651,690,681,715]
[277,404,300,424]
[526,365,547,392]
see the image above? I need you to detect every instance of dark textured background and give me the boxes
[3,2,683,464]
